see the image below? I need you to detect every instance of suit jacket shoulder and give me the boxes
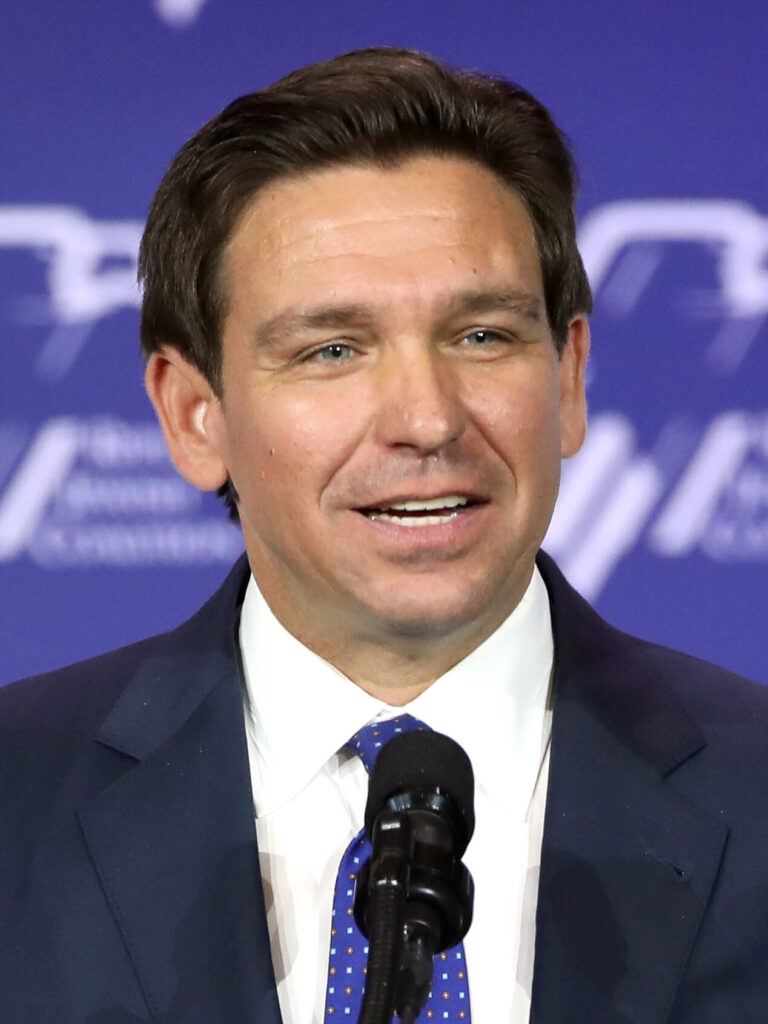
[0,555,282,1024]
[0,556,249,755]
[534,550,768,1024]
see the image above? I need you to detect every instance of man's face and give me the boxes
[207,156,588,647]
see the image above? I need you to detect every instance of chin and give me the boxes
[365,590,498,640]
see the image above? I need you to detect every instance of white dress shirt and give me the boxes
[239,567,553,1024]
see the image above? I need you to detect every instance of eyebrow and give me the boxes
[254,304,374,350]
[253,289,545,349]
[441,289,545,323]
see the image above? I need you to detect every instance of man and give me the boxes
[2,47,767,1024]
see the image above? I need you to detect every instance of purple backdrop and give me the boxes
[2,0,767,685]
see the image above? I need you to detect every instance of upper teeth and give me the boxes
[387,496,468,511]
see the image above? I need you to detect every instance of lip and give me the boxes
[354,488,487,512]
[350,499,490,553]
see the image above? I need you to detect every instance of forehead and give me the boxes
[221,155,543,317]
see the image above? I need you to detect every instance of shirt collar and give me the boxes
[240,567,553,817]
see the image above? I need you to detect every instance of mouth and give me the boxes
[357,494,481,527]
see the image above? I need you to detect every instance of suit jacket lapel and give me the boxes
[531,553,728,1024]
[78,558,282,1024]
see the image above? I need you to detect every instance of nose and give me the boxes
[374,345,466,453]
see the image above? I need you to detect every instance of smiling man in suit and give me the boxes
[2,48,768,1024]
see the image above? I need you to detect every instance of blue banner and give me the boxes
[2,0,766,685]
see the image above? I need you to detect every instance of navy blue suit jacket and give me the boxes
[2,552,768,1023]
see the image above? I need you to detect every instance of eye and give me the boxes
[461,328,505,347]
[309,342,355,363]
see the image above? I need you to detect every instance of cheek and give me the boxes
[227,387,368,500]
[470,373,561,458]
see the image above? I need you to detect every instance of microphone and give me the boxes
[354,730,475,1024]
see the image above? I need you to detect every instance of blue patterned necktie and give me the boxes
[324,713,472,1021]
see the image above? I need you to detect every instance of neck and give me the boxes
[308,639,461,705]
[251,579,527,706]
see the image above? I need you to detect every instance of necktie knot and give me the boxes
[346,712,429,774]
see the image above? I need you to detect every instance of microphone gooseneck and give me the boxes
[354,730,475,1024]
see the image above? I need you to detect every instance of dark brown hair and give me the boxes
[138,47,593,516]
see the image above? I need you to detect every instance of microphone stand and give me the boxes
[356,812,411,1024]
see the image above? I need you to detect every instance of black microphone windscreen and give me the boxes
[364,730,475,847]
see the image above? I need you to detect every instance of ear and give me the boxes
[145,347,229,491]
[558,314,591,458]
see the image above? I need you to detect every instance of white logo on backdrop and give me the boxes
[153,0,209,28]
[1,199,766,576]
[0,206,142,380]
[579,200,768,376]
[579,200,768,319]
[540,198,768,595]
[544,411,768,598]
[0,418,242,567]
